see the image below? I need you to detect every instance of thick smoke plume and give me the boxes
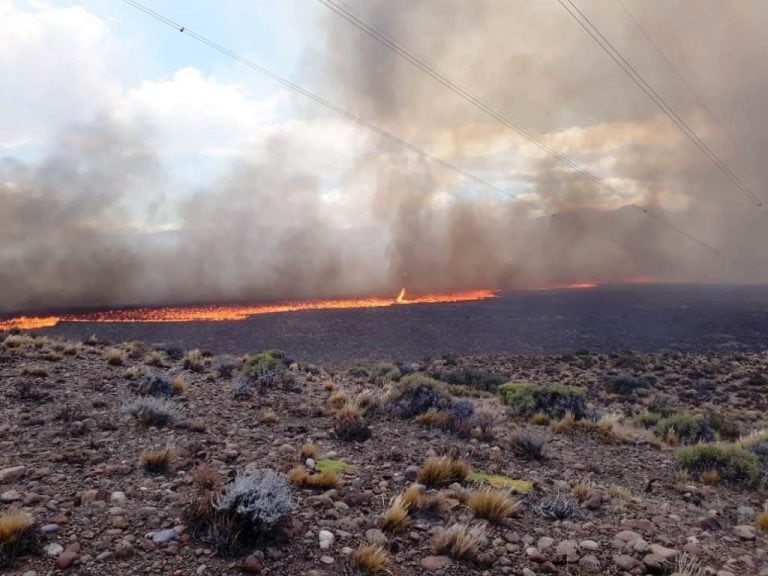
[1,0,767,313]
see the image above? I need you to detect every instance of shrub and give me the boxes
[387,374,451,418]
[198,470,293,554]
[432,523,483,561]
[300,443,318,461]
[242,351,293,388]
[348,543,391,574]
[654,413,715,445]
[571,479,592,502]
[498,382,588,419]
[451,400,475,435]
[708,412,741,441]
[676,443,760,485]
[510,431,546,460]
[467,488,518,522]
[0,511,37,566]
[536,493,577,520]
[140,445,176,473]
[333,404,371,442]
[416,457,471,487]
[756,511,768,532]
[136,372,183,398]
[214,358,238,379]
[415,410,452,428]
[231,378,253,400]
[433,367,505,392]
[183,349,206,372]
[106,348,125,366]
[121,396,182,427]
[604,372,644,395]
[472,408,496,439]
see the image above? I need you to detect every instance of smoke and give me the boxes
[1,0,767,313]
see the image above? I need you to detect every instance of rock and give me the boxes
[40,523,60,534]
[305,458,316,470]
[110,491,127,503]
[649,543,678,560]
[579,554,601,573]
[537,536,555,550]
[151,529,178,544]
[0,465,26,483]
[580,540,599,551]
[44,543,64,557]
[241,555,264,573]
[614,554,640,570]
[615,530,641,542]
[365,529,387,545]
[421,556,452,570]
[56,551,79,569]
[0,489,21,502]
[734,525,756,540]
[555,540,579,563]
[320,555,335,564]
[318,530,335,550]
[404,465,419,481]
[643,553,668,572]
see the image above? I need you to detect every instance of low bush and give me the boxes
[121,396,182,427]
[242,351,295,389]
[416,457,471,487]
[499,382,588,419]
[0,511,37,567]
[136,372,183,398]
[451,400,475,436]
[536,493,577,520]
[604,372,645,395]
[654,413,715,445]
[387,374,451,418]
[432,367,505,392]
[676,443,760,485]
[231,378,253,400]
[333,404,371,442]
[510,431,547,460]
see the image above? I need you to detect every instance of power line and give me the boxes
[314,0,742,265]
[119,0,544,215]
[556,0,767,214]
[118,0,739,268]
[615,0,763,182]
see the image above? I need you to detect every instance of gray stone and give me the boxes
[0,466,26,483]
[44,543,64,557]
[421,556,452,570]
[151,529,178,544]
[365,528,387,545]
[579,554,601,573]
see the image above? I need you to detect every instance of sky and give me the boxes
[2,0,768,312]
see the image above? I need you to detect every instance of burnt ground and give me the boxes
[40,284,768,365]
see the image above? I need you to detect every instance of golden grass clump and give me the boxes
[414,409,452,428]
[432,523,483,561]
[550,410,576,433]
[571,479,593,502]
[529,412,551,426]
[329,391,349,407]
[608,484,632,501]
[106,348,125,366]
[183,349,206,372]
[380,497,411,532]
[348,543,391,574]
[416,457,471,488]
[144,351,165,367]
[323,381,336,392]
[756,510,768,532]
[288,467,342,489]
[300,443,319,461]
[140,445,176,473]
[467,488,518,522]
[0,511,37,561]
[261,410,279,424]
[171,376,188,394]
[701,468,720,485]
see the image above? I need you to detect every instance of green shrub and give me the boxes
[242,351,294,388]
[636,410,663,428]
[388,374,451,418]
[432,367,505,393]
[654,413,714,444]
[498,382,588,419]
[676,443,760,485]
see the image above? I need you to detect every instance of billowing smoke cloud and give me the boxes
[1,0,766,313]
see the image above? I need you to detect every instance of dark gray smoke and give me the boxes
[1,0,766,313]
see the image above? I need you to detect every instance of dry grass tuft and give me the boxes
[701,468,720,485]
[300,443,319,461]
[348,543,391,574]
[106,348,125,366]
[288,467,342,489]
[571,479,593,502]
[329,391,349,407]
[607,484,632,501]
[183,349,206,372]
[0,511,37,562]
[144,351,165,367]
[380,497,411,532]
[414,409,452,428]
[333,403,371,441]
[172,376,188,394]
[467,488,518,522]
[400,485,425,510]
[529,412,551,426]
[550,410,576,433]
[432,523,483,561]
[756,511,768,532]
[323,381,336,392]
[416,457,471,487]
[260,410,279,424]
[140,445,176,473]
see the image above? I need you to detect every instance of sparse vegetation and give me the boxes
[467,488,518,522]
[498,382,588,419]
[333,403,371,441]
[106,348,125,366]
[509,430,547,460]
[432,523,483,561]
[288,467,342,489]
[183,349,207,372]
[348,543,391,574]
[654,413,715,445]
[140,445,176,473]
[536,493,578,520]
[121,396,182,427]
[676,443,760,485]
[387,374,451,418]
[0,511,37,566]
[380,497,411,532]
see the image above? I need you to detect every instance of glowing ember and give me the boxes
[0,289,498,331]
[533,282,599,291]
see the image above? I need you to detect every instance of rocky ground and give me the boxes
[1,332,768,575]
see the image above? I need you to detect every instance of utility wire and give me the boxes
[315,0,740,265]
[119,0,738,268]
[615,0,763,183]
[557,0,767,214]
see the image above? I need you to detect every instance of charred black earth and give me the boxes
[38,284,768,365]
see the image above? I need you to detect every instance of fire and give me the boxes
[0,288,498,331]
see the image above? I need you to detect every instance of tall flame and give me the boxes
[396,287,406,303]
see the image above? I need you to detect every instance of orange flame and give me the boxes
[0,288,498,331]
